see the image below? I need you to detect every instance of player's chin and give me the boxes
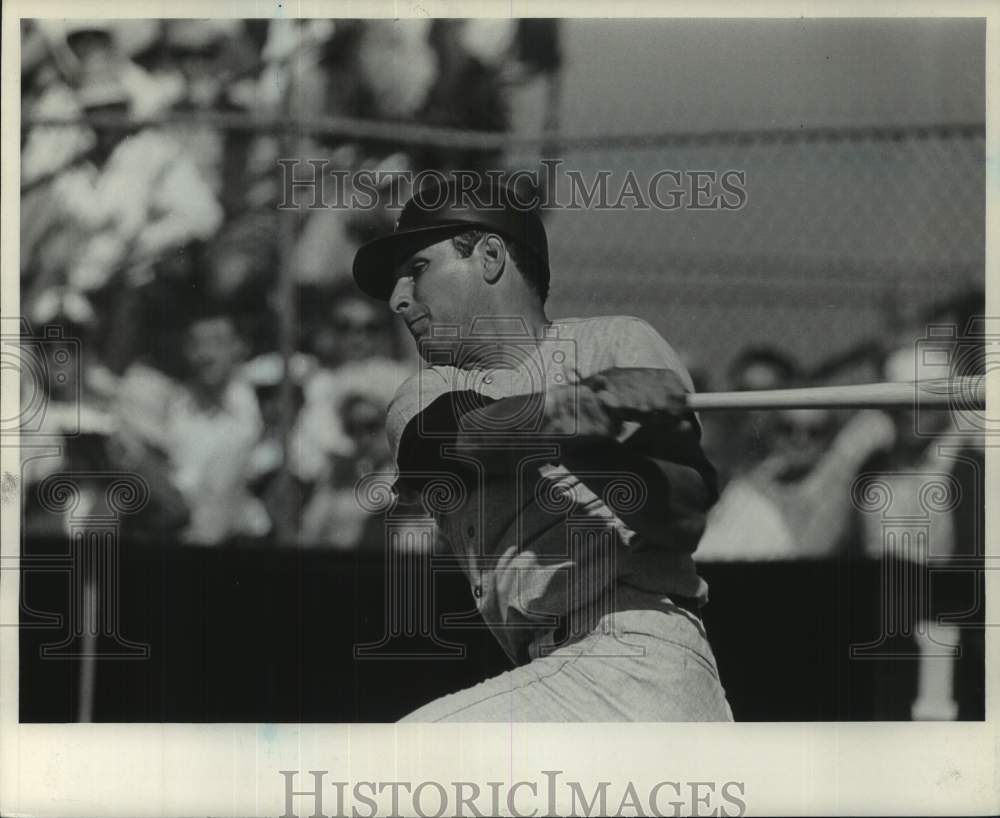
[406,314,431,338]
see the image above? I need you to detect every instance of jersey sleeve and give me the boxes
[385,365,494,479]
[599,316,701,438]
[603,318,716,500]
[385,369,451,472]
[609,317,695,392]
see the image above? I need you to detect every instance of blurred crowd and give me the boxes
[19,18,556,548]
[691,289,985,566]
[18,20,983,566]
[688,292,986,719]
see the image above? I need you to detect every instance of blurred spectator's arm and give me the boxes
[21,22,49,74]
[133,151,224,260]
[803,410,897,487]
[106,427,191,534]
[300,484,335,544]
[289,405,353,484]
[757,410,897,558]
[21,85,96,189]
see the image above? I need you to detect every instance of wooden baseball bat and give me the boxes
[685,377,986,412]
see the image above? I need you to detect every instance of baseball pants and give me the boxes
[399,589,734,722]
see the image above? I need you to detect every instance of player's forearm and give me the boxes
[635,458,710,553]
[446,393,594,474]
[558,444,710,553]
[399,391,713,555]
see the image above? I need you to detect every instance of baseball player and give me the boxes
[353,177,732,721]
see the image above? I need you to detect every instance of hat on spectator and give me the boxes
[352,176,550,302]
[459,20,518,67]
[53,19,160,56]
[76,69,131,109]
[111,21,162,57]
[35,20,113,69]
[61,19,114,41]
[30,287,96,327]
[165,19,240,52]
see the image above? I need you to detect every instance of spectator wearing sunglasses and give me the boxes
[289,283,410,491]
[698,401,896,561]
[300,392,397,549]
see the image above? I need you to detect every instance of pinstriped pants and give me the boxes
[400,589,734,722]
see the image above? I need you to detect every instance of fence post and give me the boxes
[274,29,302,547]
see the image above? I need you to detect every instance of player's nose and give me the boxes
[389,276,414,315]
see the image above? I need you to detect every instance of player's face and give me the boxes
[389,237,487,347]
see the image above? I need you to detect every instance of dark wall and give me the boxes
[19,541,984,723]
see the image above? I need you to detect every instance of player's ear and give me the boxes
[478,234,507,285]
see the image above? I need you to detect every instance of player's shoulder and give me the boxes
[391,365,455,401]
[553,314,664,339]
[387,365,462,423]
[556,315,692,388]
[386,364,479,471]
[553,315,675,359]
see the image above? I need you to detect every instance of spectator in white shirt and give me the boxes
[22,61,223,304]
[116,310,268,545]
[289,285,410,484]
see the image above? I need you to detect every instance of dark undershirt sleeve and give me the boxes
[622,415,719,506]
[394,391,494,496]
[391,373,716,517]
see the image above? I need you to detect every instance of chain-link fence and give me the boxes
[518,124,985,379]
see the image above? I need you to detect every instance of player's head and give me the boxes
[385,228,547,345]
[352,175,550,345]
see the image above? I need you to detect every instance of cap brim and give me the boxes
[352,222,475,301]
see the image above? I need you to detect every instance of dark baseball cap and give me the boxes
[352,176,550,301]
